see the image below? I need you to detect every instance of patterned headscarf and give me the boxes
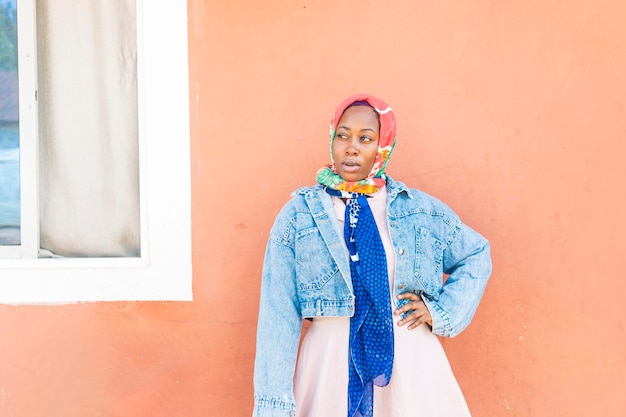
[318,94,398,417]
[316,94,397,194]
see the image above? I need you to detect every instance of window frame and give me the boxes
[0,0,192,303]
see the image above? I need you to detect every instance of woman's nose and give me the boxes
[345,138,359,154]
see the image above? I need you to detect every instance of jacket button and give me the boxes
[398,284,404,289]
[398,248,405,255]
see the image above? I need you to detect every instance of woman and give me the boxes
[253,94,492,417]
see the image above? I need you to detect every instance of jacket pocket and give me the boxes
[295,226,340,291]
[414,226,444,293]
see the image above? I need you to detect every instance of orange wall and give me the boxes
[1,1,625,416]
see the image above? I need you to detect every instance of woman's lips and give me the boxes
[341,160,361,172]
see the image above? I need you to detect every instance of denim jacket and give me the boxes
[253,177,492,417]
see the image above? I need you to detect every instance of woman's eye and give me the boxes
[360,136,372,143]
[336,133,348,139]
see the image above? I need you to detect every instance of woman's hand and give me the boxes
[394,292,433,330]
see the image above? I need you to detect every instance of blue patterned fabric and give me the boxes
[325,188,394,417]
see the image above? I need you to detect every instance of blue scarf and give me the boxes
[326,188,394,417]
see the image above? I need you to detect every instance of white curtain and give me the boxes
[37,0,139,257]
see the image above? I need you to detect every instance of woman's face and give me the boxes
[332,105,380,182]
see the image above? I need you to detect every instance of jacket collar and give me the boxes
[295,174,412,199]
[385,175,411,198]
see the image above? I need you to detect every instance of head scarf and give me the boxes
[317,94,397,417]
[316,94,397,194]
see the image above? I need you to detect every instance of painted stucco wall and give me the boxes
[1,1,625,416]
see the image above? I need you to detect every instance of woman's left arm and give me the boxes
[424,222,492,338]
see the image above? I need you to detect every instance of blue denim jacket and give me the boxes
[253,177,492,417]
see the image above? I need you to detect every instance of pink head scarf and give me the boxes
[316,93,397,194]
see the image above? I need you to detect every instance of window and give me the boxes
[1,0,37,259]
[0,0,192,303]
[0,0,20,247]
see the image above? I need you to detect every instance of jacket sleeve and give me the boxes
[253,207,301,417]
[424,221,492,338]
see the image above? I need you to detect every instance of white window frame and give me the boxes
[0,0,192,304]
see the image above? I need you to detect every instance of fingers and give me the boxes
[394,292,421,316]
[394,293,432,330]
[395,301,428,329]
